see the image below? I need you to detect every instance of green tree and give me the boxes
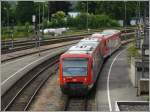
[51,11,66,27]
[1,1,11,26]
[68,13,119,29]
[76,1,97,14]
[48,1,71,17]
[75,1,147,25]
[16,1,35,24]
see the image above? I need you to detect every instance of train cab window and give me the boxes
[63,58,88,76]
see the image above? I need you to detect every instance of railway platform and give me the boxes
[1,41,78,95]
[1,40,79,62]
[96,46,147,111]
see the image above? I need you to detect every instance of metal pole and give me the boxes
[39,3,41,30]
[87,0,89,33]
[124,0,127,40]
[138,1,140,24]
[38,2,45,56]
[11,20,14,49]
[48,2,49,21]
[5,8,9,47]
[42,2,44,36]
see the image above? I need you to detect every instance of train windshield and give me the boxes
[63,58,88,76]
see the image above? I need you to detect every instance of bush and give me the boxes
[108,19,120,27]
[48,12,119,29]
[25,22,30,36]
[51,11,66,27]
[42,19,48,28]
[67,16,76,27]
[66,13,120,29]
[127,43,141,63]
[75,13,88,29]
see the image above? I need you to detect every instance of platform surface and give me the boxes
[1,45,72,85]
[96,46,146,111]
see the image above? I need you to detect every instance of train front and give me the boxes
[59,53,92,96]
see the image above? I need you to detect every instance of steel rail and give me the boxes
[2,28,135,44]
[2,28,135,54]
[2,35,85,54]
[1,32,135,111]
[64,96,88,111]
[2,56,60,111]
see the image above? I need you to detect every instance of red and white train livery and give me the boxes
[59,29,121,95]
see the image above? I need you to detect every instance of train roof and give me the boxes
[101,29,120,35]
[91,33,106,40]
[77,41,99,48]
[65,45,93,54]
[80,37,99,42]
[65,39,99,55]
[66,50,92,54]
[91,29,120,40]
[91,33,106,37]
[69,45,93,51]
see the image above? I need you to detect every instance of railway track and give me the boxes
[64,96,89,111]
[1,31,136,111]
[1,41,78,63]
[1,54,60,111]
[1,32,135,62]
[2,35,86,54]
[2,28,135,44]
[1,28,135,54]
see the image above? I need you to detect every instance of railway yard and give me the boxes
[1,29,149,111]
[1,1,149,111]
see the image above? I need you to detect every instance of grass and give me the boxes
[2,32,33,41]
[144,95,149,101]
[127,42,141,63]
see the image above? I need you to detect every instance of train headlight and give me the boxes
[84,78,87,82]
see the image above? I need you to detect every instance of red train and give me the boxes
[59,29,121,95]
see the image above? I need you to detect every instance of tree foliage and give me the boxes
[1,1,148,27]
[48,1,71,17]
[76,1,148,25]
[1,1,15,26]
[51,11,67,27]
[66,13,119,29]
[16,1,35,24]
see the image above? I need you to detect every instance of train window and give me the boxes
[63,58,88,76]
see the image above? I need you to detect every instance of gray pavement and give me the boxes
[96,46,145,111]
[1,45,72,84]
[1,40,78,61]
